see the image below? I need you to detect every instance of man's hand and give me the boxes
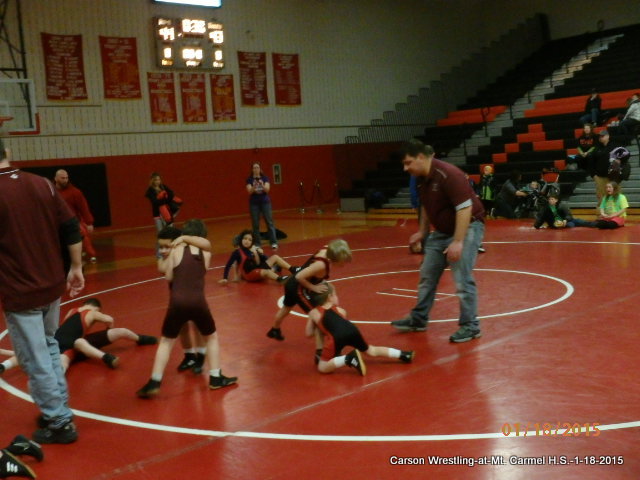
[444,240,464,262]
[67,266,85,297]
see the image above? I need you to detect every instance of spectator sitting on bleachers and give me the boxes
[567,123,597,171]
[533,193,575,229]
[493,170,528,219]
[579,88,602,126]
[618,92,640,136]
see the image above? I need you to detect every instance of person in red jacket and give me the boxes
[54,169,97,263]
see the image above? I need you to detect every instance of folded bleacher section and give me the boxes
[339,24,640,210]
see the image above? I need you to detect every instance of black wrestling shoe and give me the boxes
[289,266,302,275]
[344,349,366,376]
[266,327,284,341]
[102,353,119,369]
[209,374,238,390]
[177,353,196,371]
[0,450,36,479]
[136,379,161,398]
[399,350,415,364]
[6,435,43,462]
[276,275,290,284]
[136,334,158,346]
[192,353,205,374]
[32,421,78,445]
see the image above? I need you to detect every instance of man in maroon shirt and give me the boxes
[0,141,84,445]
[54,169,97,263]
[391,139,485,343]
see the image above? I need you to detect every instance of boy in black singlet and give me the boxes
[267,239,352,342]
[306,282,414,376]
[137,219,237,398]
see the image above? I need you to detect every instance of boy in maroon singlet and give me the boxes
[137,219,237,398]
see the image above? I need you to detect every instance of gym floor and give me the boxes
[1,209,639,479]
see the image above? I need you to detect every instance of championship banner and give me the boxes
[147,72,177,123]
[210,74,236,121]
[99,36,142,100]
[237,51,268,106]
[41,33,88,101]
[273,53,301,106]
[179,73,207,123]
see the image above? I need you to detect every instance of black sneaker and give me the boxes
[266,327,284,341]
[136,379,161,398]
[192,353,205,374]
[399,350,415,364]
[32,421,78,445]
[0,450,36,479]
[102,353,119,369]
[6,435,43,462]
[209,373,238,389]
[391,317,427,332]
[449,326,482,343]
[276,275,290,284]
[344,349,366,376]
[177,353,196,371]
[478,245,486,253]
[289,266,302,275]
[137,334,158,346]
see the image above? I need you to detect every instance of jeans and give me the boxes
[250,201,277,245]
[580,109,599,125]
[5,299,73,428]
[408,221,484,329]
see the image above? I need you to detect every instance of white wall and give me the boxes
[2,0,634,161]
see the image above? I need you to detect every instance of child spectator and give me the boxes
[305,282,414,375]
[533,194,575,229]
[267,239,352,343]
[137,220,237,398]
[478,165,496,216]
[595,181,628,229]
[219,230,300,284]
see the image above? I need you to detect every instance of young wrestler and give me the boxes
[306,282,414,375]
[1,300,157,374]
[154,226,208,375]
[267,239,352,342]
[137,219,237,398]
[56,298,157,372]
[219,230,300,284]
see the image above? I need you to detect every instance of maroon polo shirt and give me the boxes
[418,158,484,235]
[0,166,74,311]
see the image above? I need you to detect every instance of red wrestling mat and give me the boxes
[1,218,639,479]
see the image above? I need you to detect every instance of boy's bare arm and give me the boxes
[87,311,115,328]
[305,310,320,337]
[173,235,212,252]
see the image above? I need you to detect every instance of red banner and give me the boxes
[99,36,141,100]
[238,51,268,106]
[179,73,207,123]
[273,53,301,106]
[210,74,236,121]
[147,72,177,123]
[41,33,88,101]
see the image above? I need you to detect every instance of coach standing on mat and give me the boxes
[391,139,485,343]
[0,140,84,444]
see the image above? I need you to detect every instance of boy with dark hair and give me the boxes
[306,282,414,376]
[137,219,237,398]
